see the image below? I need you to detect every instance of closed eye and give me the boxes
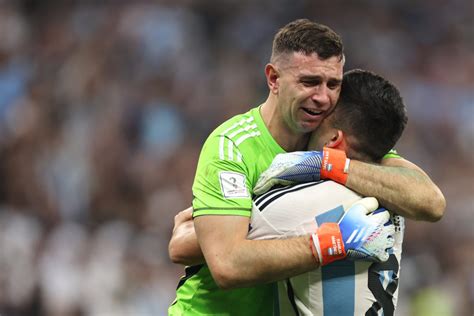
[327,79,342,90]
[300,78,322,87]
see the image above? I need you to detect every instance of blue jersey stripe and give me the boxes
[321,262,355,316]
[315,205,345,223]
[316,206,355,316]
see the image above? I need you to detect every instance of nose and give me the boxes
[311,86,330,108]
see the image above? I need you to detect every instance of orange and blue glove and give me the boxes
[254,147,350,195]
[310,198,395,266]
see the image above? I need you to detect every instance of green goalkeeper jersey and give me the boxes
[169,106,285,316]
[168,106,402,315]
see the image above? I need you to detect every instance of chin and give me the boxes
[299,122,321,133]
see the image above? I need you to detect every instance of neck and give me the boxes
[260,95,309,152]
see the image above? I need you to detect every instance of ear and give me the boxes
[265,63,279,95]
[325,130,345,149]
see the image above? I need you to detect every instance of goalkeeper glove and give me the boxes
[254,147,350,195]
[310,197,395,266]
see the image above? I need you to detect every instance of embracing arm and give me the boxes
[195,197,394,289]
[254,150,446,222]
[168,209,320,275]
[346,157,446,222]
[170,200,393,289]
[195,215,317,289]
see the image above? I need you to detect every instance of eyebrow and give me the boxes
[299,75,342,83]
[328,78,343,85]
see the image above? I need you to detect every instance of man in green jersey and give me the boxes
[169,19,445,315]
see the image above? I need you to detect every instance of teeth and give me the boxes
[304,108,321,115]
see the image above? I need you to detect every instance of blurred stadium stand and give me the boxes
[0,1,472,315]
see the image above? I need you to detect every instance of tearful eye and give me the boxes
[300,77,322,87]
[327,81,342,90]
[302,81,319,87]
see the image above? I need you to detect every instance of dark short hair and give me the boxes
[330,69,408,162]
[271,19,344,62]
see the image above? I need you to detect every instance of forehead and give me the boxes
[280,52,344,80]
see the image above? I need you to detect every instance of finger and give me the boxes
[371,210,391,224]
[351,197,379,214]
[175,207,193,224]
[378,252,389,262]
[182,207,193,218]
[386,224,395,236]
[386,235,395,249]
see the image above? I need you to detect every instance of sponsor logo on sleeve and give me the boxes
[219,172,249,198]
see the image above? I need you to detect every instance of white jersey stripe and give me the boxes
[235,131,261,146]
[382,271,390,290]
[228,140,234,161]
[218,117,256,161]
[219,136,225,160]
[228,124,258,138]
[221,116,254,136]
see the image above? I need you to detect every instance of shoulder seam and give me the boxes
[194,207,251,211]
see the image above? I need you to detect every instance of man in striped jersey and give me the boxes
[248,69,407,315]
[169,19,445,316]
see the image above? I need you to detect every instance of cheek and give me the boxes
[299,87,315,99]
[330,90,341,105]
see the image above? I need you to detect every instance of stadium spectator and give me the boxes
[0,1,471,315]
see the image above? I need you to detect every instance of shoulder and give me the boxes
[209,108,257,139]
[200,107,264,164]
[253,181,361,213]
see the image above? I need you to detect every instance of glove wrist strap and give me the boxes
[311,223,346,266]
[320,148,350,184]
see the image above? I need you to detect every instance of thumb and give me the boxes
[378,251,390,263]
[253,179,264,195]
[254,179,272,195]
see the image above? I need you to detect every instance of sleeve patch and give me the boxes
[219,171,250,199]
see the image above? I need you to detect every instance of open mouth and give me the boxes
[302,108,323,116]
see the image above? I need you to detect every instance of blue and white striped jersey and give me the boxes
[248,181,405,316]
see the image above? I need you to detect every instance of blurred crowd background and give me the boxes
[0,0,472,315]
